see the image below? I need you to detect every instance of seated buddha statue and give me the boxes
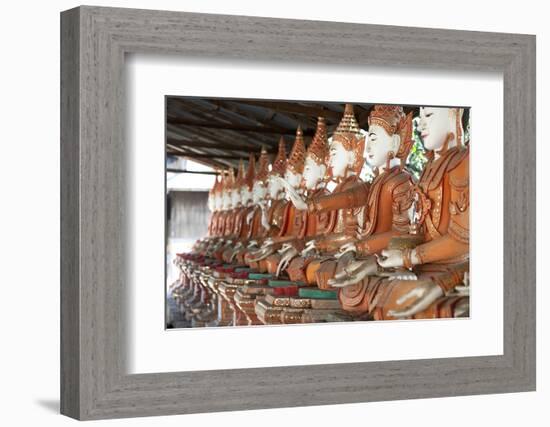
[315,106,420,315]
[223,154,257,262]
[197,170,229,257]
[194,169,226,258]
[244,138,289,271]
[207,173,221,236]
[282,104,368,285]
[353,106,470,320]
[270,117,336,277]
[263,126,310,274]
[209,168,239,260]
[227,152,266,263]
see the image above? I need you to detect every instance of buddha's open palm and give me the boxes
[276,176,307,210]
[377,249,405,269]
[301,240,317,256]
[328,256,378,288]
[386,281,444,318]
[335,242,356,259]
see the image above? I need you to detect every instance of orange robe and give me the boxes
[264,187,336,274]
[335,167,414,312]
[352,146,470,320]
[285,175,369,284]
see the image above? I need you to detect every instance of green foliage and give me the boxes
[463,113,471,146]
[405,116,428,181]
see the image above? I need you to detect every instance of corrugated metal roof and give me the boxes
[165,97,418,170]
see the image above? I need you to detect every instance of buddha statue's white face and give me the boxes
[366,124,400,169]
[328,141,354,179]
[240,185,253,206]
[222,190,232,210]
[208,193,215,212]
[252,181,266,204]
[418,107,457,151]
[214,193,222,211]
[302,157,326,190]
[267,174,284,199]
[284,169,302,189]
[231,187,241,207]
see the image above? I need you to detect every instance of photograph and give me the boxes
[166,98,471,327]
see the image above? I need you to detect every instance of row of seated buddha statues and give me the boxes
[171,103,470,327]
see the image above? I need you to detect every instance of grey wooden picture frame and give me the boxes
[60,5,536,421]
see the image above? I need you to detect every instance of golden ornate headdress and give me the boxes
[368,105,414,164]
[235,159,245,188]
[224,168,235,192]
[307,117,328,166]
[255,146,271,182]
[332,103,363,151]
[271,136,288,177]
[287,126,306,175]
[219,170,225,192]
[244,153,255,190]
[397,111,414,163]
[368,105,404,136]
[210,172,221,196]
[331,104,366,175]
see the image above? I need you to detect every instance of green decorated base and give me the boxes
[268,280,305,288]
[299,288,338,299]
[248,273,274,280]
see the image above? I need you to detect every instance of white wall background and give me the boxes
[0,0,546,425]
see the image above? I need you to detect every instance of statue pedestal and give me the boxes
[255,297,285,324]
[218,281,247,326]
[208,277,233,327]
[216,272,271,326]
[254,283,343,324]
[234,284,272,325]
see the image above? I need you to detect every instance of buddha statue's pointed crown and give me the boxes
[235,159,246,188]
[271,136,288,177]
[223,168,235,191]
[331,104,366,175]
[244,153,255,190]
[210,172,221,195]
[219,170,226,192]
[307,117,328,166]
[368,105,405,134]
[368,105,413,162]
[286,126,306,175]
[333,103,362,151]
[255,146,271,181]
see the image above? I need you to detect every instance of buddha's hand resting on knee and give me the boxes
[386,280,444,319]
[334,242,356,259]
[301,240,317,257]
[328,256,378,288]
[276,246,300,276]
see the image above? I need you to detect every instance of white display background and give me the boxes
[3,1,546,426]
[127,54,503,374]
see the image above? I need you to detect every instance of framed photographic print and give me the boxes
[165,97,473,330]
[61,5,536,420]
